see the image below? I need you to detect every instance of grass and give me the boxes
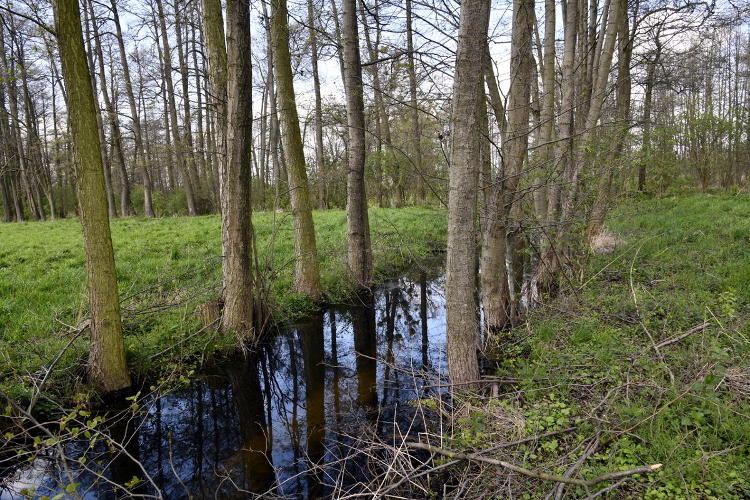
[3,194,749,497]
[0,207,446,398]
[478,194,750,498]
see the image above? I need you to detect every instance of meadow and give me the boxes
[0,207,446,397]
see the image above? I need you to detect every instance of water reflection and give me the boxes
[1,275,446,499]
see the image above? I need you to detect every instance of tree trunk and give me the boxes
[406,0,424,204]
[205,0,256,338]
[191,18,211,210]
[5,29,43,221]
[175,0,202,197]
[0,31,20,222]
[341,0,372,287]
[481,0,533,329]
[639,35,661,192]
[307,0,327,209]
[538,0,555,223]
[271,0,322,299]
[55,0,131,392]
[110,0,154,217]
[86,0,131,216]
[155,0,198,216]
[480,53,511,331]
[588,0,633,243]
[445,0,489,384]
[79,4,116,218]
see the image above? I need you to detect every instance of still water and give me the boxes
[2,275,447,499]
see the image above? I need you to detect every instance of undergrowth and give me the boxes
[457,194,750,498]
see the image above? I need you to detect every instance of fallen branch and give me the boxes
[380,427,580,496]
[406,442,661,487]
[653,321,711,350]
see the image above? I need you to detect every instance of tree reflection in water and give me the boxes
[7,276,446,499]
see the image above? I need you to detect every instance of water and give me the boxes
[1,275,447,499]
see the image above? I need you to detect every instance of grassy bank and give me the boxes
[0,208,446,398]
[460,194,750,498]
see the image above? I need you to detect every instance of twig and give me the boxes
[552,435,600,500]
[148,318,220,360]
[383,426,579,495]
[585,478,631,499]
[628,244,674,384]
[406,442,661,487]
[602,383,695,446]
[424,377,520,389]
[653,321,711,350]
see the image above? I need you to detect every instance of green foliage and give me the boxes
[477,194,750,499]
[449,412,492,449]
[524,396,573,434]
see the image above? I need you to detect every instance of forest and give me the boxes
[0,0,749,496]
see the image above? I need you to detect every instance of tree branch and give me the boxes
[406,441,661,487]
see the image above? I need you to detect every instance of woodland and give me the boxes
[0,0,749,497]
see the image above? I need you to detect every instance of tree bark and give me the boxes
[307,0,327,209]
[271,0,322,299]
[406,0,424,204]
[481,0,533,330]
[342,0,372,287]
[480,54,511,331]
[174,0,202,196]
[217,0,256,338]
[55,0,131,392]
[538,0,556,223]
[86,0,131,216]
[445,0,489,384]
[639,33,661,192]
[588,0,633,243]
[0,29,20,222]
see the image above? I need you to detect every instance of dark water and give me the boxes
[1,275,447,499]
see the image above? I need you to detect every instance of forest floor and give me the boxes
[439,194,750,499]
[0,207,446,398]
[2,195,749,498]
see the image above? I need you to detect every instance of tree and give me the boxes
[306,0,327,208]
[481,0,534,330]
[405,0,424,203]
[220,0,255,337]
[54,0,131,392]
[445,0,490,384]
[271,0,322,300]
[341,0,372,287]
[110,0,154,217]
[155,0,198,216]
[86,0,131,217]
[639,26,663,192]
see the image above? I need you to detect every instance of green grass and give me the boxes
[4,194,750,497]
[485,194,750,498]
[0,207,446,397]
